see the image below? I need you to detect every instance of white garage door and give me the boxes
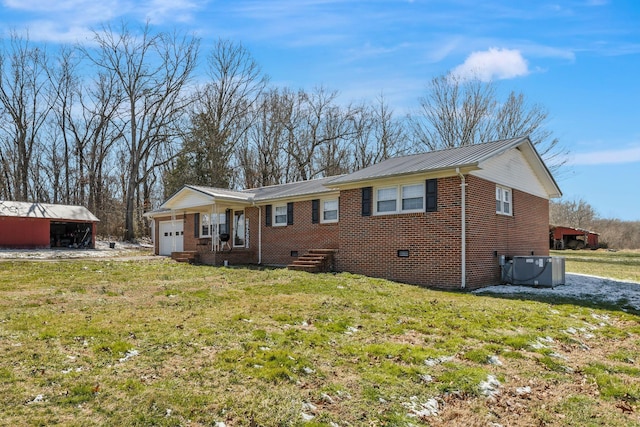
[159,220,184,255]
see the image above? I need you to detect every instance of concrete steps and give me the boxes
[287,249,336,273]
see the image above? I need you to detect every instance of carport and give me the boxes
[0,201,99,249]
[550,225,599,250]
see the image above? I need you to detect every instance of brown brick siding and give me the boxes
[336,175,550,290]
[153,174,549,290]
[337,177,463,288]
[465,175,549,289]
[260,200,339,265]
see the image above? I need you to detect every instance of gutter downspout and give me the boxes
[214,201,220,252]
[456,168,467,289]
[258,205,262,264]
[171,209,176,253]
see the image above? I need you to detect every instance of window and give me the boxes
[402,184,424,211]
[200,213,212,237]
[200,213,226,237]
[375,183,425,215]
[496,186,512,215]
[274,205,288,226]
[376,187,397,213]
[322,199,339,223]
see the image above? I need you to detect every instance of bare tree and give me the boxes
[83,22,199,240]
[0,32,55,201]
[550,198,597,229]
[352,94,409,170]
[164,39,267,194]
[283,86,358,180]
[237,88,288,188]
[410,72,565,171]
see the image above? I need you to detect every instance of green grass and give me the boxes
[0,257,639,425]
[552,249,640,282]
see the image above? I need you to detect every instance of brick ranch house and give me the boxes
[146,136,561,290]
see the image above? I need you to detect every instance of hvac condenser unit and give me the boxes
[501,256,565,287]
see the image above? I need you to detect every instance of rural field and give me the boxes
[0,251,639,426]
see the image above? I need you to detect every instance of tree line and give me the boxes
[1,23,563,240]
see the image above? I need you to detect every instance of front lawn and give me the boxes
[0,259,639,426]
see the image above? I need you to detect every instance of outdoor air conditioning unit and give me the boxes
[501,256,565,287]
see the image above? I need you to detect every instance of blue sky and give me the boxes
[1,0,639,220]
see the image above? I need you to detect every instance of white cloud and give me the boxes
[451,47,529,82]
[570,146,640,165]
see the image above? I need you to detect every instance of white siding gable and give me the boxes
[164,190,213,210]
[471,147,548,199]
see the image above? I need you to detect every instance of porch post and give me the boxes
[171,209,176,252]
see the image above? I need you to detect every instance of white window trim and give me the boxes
[496,185,513,216]
[273,204,288,227]
[233,210,246,247]
[374,183,425,215]
[200,212,226,238]
[200,213,212,238]
[320,198,339,223]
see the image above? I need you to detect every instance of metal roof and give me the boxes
[0,201,100,222]
[185,185,254,202]
[247,176,342,201]
[329,136,529,185]
[151,135,560,212]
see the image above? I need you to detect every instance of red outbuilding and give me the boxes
[0,201,99,249]
[550,225,599,250]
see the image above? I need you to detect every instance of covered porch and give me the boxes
[148,185,260,265]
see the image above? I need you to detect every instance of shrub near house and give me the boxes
[147,136,561,290]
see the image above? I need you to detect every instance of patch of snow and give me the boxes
[301,412,315,421]
[515,386,531,396]
[550,352,568,360]
[215,422,226,427]
[488,355,503,366]
[403,396,440,418]
[321,393,334,404]
[424,355,453,366]
[119,349,139,362]
[302,401,317,412]
[28,394,45,404]
[473,273,640,311]
[420,374,433,383]
[0,239,153,260]
[479,375,501,399]
[302,366,315,374]
[530,341,546,350]
[345,326,359,335]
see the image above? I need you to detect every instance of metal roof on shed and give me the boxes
[0,201,99,222]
